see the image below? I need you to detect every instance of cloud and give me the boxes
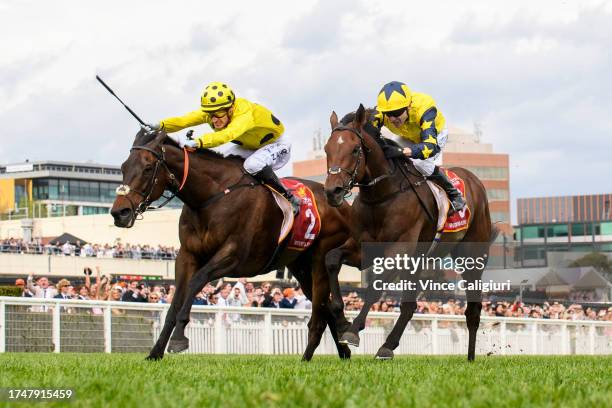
[0,0,611,222]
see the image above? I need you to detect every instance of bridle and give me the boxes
[327,124,392,197]
[115,142,190,223]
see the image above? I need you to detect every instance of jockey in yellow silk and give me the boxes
[373,81,466,212]
[148,82,301,214]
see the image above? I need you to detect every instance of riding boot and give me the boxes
[428,166,466,212]
[256,166,301,215]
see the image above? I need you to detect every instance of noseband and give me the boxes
[327,125,371,197]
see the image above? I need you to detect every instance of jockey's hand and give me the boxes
[382,145,405,159]
[143,122,160,132]
[184,139,199,149]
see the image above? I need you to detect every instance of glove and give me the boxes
[143,122,161,132]
[382,145,405,159]
[184,139,199,149]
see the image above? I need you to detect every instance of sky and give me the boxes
[0,0,611,220]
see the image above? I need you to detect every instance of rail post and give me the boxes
[104,305,112,353]
[52,302,61,353]
[0,300,5,353]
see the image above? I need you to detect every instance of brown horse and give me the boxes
[111,129,353,361]
[323,105,498,361]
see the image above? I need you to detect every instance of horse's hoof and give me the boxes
[375,347,394,360]
[167,338,189,353]
[339,332,360,347]
[145,353,163,361]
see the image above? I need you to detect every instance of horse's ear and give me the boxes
[354,104,367,128]
[150,130,167,146]
[330,111,339,129]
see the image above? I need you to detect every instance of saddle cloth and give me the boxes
[426,168,471,233]
[268,179,322,251]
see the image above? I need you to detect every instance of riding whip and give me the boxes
[96,75,148,127]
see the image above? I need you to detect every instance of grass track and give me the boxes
[1,354,611,407]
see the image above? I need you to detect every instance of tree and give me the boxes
[569,252,612,279]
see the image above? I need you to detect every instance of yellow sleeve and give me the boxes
[160,110,208,133]
[196,110,255,148]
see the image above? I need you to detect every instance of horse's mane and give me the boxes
[339,107,383,140]
[133,129,245,164]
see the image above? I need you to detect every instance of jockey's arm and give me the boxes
[160,110,208,133]
[195,110,256,149]
[409,107,441,160]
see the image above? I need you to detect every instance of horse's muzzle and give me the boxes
[325,187,344,207]
[111,207,135,228]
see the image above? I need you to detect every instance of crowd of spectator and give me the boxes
[342,291,612,322]
[15,271,312,311]
[11,272,612,322]
[1,238,178,260]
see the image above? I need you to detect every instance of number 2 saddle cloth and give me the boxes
[267,178,322,251]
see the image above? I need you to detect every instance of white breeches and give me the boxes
[222,135,292,174]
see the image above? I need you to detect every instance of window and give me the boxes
[486,189,509,201]
[546,224,568,237]
[463,166,508,180]
[601,222,612,236]
[522,225,545,239]
[490,211,509,223]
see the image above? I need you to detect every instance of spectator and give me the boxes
[216,286,230,307]
[293,285,311,309]
[54,279,72,299]
[227,287,246,308]
[26,275,57,299]
[148,293,161,303]
[122,280,146,302]
[265,288,283,308]
[280,288,297,309]
[15,278,32,297]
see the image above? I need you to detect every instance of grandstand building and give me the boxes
[0,160,181,220]
[514,193,612,267]
[0,160,123,218]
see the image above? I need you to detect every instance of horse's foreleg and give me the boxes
[339,265,382,347]
[168,250,239,353]
[146,250,195,360]
[325,238,359,337]
[375,301,417,360]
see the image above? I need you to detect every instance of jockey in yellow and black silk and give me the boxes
[147,82,301,214]
[373,81,466,212]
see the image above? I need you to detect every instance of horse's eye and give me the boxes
[352,146,360,156]
[143,166,153,173]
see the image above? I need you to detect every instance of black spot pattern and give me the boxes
[212,85,218,90]
[218,91,223,96]
[210,97,217,102]
[222,84,227,88]
[271,114,280,125]
[203,92,208,97]
[259,133,274,145]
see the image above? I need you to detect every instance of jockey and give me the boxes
[373,81,466,212]
[148,82,301,214]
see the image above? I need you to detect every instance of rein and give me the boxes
[328,122,435,224]
[115,144,190,220]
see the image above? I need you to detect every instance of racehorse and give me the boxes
[111,129,353,361]
[323,105,498,361]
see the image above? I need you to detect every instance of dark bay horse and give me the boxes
[323,105,498,361]
[111,129,353,361]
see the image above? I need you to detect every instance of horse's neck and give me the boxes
[165,146,246,209]
[359,134,400,195]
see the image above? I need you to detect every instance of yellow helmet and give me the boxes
[376,81,412,112]
[200,82,235,111]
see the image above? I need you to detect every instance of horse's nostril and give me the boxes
[119,208,131,218]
